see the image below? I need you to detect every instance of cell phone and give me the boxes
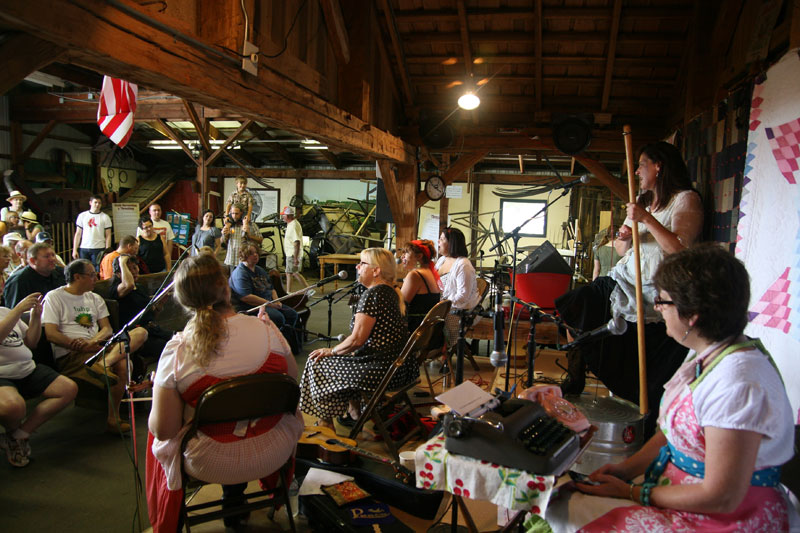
[568,471,600,485]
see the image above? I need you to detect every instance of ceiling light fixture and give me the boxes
[458,91,480,110]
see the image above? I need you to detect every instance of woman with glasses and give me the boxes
[299,247,411,427]
[555,142,703,433]
[544,243,796,532]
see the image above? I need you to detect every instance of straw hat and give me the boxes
[6,190,26,203]
[20,211,38,223]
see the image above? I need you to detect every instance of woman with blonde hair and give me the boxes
[300,247,411,426]
[146,253,303,532]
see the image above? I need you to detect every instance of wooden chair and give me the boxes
[180,374,299,532]
[348,320,440,461]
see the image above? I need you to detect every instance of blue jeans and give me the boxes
[265,305,301,355]
[79,247,105,269]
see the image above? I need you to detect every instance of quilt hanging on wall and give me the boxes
[738,48,800,421]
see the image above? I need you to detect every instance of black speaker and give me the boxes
[515,240,572,274]
[375,178,394,224]
[553,115,592,155]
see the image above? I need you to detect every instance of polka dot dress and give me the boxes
[299,284,413,420]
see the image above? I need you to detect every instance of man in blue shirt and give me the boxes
[228,244,300,355]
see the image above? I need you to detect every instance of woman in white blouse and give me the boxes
[435,227,480,348]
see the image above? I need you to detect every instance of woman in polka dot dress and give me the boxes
[299,248,412,426]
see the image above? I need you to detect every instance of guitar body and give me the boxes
[298,426,359,466]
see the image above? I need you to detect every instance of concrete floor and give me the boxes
[0,271,591,532]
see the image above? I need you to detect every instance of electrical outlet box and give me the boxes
[242,41,259,76]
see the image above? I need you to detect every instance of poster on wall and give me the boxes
[737,48,800,419]
[111,202,140,241]
[249,188,280,222]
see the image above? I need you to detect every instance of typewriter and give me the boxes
[442,397,581,476]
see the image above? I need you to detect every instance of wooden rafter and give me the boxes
[0,33,65,95]
[319,149,342,169]
[400,31,683,45]
[370,7,402,106]
[319,0,350,64]
[154,118,198,164]
[456,1,473,78]
[206,120,253,167]
[535,0,543,110]
[245,123,300,168]
[19,120,58,163]
[0,1,413,164]
[378,0,415,107]
[602,0,623,111]
[182,100,212,155]
[393,7,692,24]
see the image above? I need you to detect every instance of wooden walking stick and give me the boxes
[623,125,648,415]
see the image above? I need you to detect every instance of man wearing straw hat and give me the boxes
[1,191,26,223]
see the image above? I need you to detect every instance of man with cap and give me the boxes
[2,191,26,222]
[3,242,65,309]
[72,195,112,269]
[20,211,43,242]
[281,206,303,291]
[34,232,66,268]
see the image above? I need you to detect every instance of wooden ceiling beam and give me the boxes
[0,33,66,96]
[394,7,691,24]
[411,75,674,87]
[456,0,474,79]
[19,119,58,163]
[208,168,377,179]
[377,0,415,107]
[416,150,489,208]
[245,123,301,168]
[206,120,253,167]
[403,31,685,45]
[319,0,351,65]
[153,118,198,164]
[0,0,413,164]
[407,55,681,66]
[535,0,543,110]
[601,0,623,111]
[182,100,212,155]
[370,6,402,106]
[231,147,262,168]
[319,149,342,169]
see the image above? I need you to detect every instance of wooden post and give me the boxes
[197,151,207,216]
[623,125,648,416]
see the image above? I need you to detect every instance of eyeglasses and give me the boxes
[356,261,373,268]
[654,297,674,308]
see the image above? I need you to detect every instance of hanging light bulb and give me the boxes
[458,90,480,110]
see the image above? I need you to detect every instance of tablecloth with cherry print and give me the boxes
[414,434,556,513]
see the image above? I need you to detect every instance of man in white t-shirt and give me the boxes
[281,206,304,291]
[0,293,77,467]
[136,203,175,256]
[72,195,112,269]
[43,259,147,433]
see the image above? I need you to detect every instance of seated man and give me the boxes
[106,254,172,377]
[229,244,300,355]
[43,259,148,433]
[3,242,65,309]
[0,293,77,467]
[99,235,139,280]
[34,232,66,267]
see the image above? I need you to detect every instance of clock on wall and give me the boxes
[425,175,446,201]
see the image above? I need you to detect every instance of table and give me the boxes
[317,253,360,292]
[414,434,556,520]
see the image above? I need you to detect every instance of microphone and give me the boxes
[553,174,591,190]
[396,257,403,264]
[489,289,507,368]
[562,315,627,350]
[307,332,347,342]
[314,270,347,287]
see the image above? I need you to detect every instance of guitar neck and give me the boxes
[332,438,413,480]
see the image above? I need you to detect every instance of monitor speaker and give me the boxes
[515,240,572,274]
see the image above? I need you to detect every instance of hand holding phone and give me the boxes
[568,471,600,485]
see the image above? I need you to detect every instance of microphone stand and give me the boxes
[308,284,351,346]
[490,188,573,392]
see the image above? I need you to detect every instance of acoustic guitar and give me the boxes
[299,426,414,484]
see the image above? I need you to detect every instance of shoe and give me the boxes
[106,421,131,434]
[0,433,30,467]
[85,361,119,386]
[336,414,356,427]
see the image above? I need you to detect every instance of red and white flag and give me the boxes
[97,76,138,148]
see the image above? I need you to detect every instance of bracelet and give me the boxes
[640,483,654,506]
[628,482,636,502]
[330,347,338,356]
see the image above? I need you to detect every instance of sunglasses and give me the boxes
[654,297,674,307]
